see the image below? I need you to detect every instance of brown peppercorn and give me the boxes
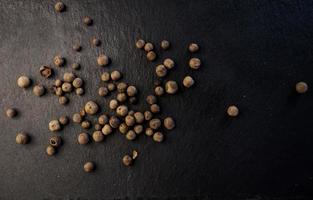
[71,63,80,70]
[153,132,164,142]
[72,44,81,52]
[126,130,136,140]
[111,70,122,81]
[92,131,104,142]
[117,93,128,103]
[117,82,128,92]
[165,80,178,94]
[144,42,154,52]
[161,40,170,50]
[109,116,120,128]
[83,16,93,26]
[94,123,102,131]
[144,111,153,121]
[98,114,109,125]
[84,101,99,115]
[183,76,195,88]
[163,58,175,69]
[155,64,167,77]
[125,115,136,127]
[40,66,53,78]
[107,84,115,92]
[54,87,63,96]
[79,109,86,117]
[98,87,109,97]
[189,58,201,69]
[119,123,129,134]
[227,105,239,117]
[72,113,82,123]
[92,37,101,46]
[154,86,164,96]
[127,85,137,97]
[54,55,65,67]
[296,81,308,94]
[49,136,62,147]
[146,95,157,105]
[134,112,144,124]
[147,51,157,61]
[72,78,83,88]
[58,96,69,105]
[109,99,119,110]
[188,43,199,53]
[116,105,128,117]
[54,2,65,12]
[122,155,133,166]
[145,128,154,136]
[61,82,72,93]
[136,39,145,49]
[134,125,143,134]
[128,110,135,116]
[59,116,69,125]
[150,104,160,113]
[101,72,110,82]
[33,85,45,97]
[164,117,175,130]
[63,72,76,83]
[84,162,95,172]
[102,124,112,135]
[149,118,161,130]
[97,54,109,66]
[46,145,56,156]
[55,79,62,87]
[78,132,89,145]
[6,108,17,118]
[129,97,138,105]
[75,88,84,96]
[49,120,61,132]
[81,120,91,129]
[16,132,29,144]
[17,76,31,88]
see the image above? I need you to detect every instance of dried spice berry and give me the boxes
[83,16,93,26]
[97,54,109,67]
[119,123,129,134]
[54,87,63,96]
[72,113,82,123]
[79,109,86,117]
[125,115,136,127]
[136,39,145,49]
[145,128,154,136]
[117,82,128,93]
[72,78,83,88]
[127,85,137,97]
[59,116,69,125]
[111,70,122,81]
[134,112,144,124]
[98,87,109,97]
[144,43,154,52]
[107,83,116,91]
[101,72,110,82]
[46,145,56,156]
[154,86,164,96]
[94,123,102,131]
[126,130,136,140]
[72,44,82,52]
[155,64,167,77]
[92,37,101,46]
[296,81,308,94]
[189,58,201,69]
[109,116,120,128]
[227,105,239,117]
[165,80,178,94]
[85,101,99,115]
[54,2,65,12]
[116,105,128,117]
[188,43,199,53]
[164,117,175,130]
[149,118,161,130]
[134,125,143,134]
[102,124,112,135]
[63,72,76,83]
[49,120,61,132]
[98,114,109,125]
[33,85,45,97]
[117,93,127,103]
[183,76,195,88]
[55,79,63,87]
[81,120,91,129]
[146,95,157,105]
[49,136,62,147]
[78,132,89,145]
[17,76,31,88]
[163,58,175,69]
[153,132,164,142]
[150,104,160,113]
[122,155,133,166]
[129,97,137,105]
[128,110,135,116]
[72,63,80,70]
[84,162,95,172]
[6,108,17,118]
[54,55,65,67]
[147,51,157,61]
[75,88,84,95]
[16,132,29,144]
[40,66,53,78]
[58,96,69,105]
[109,99,119,110]
[92,131,104,142]
[144,111,153,121]
[161,40,170,50]
[61,82,72,93]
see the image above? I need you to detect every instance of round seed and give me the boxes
[107,83,116,91]
[128,110,135,116]
[17,76,31,88]
[98,87,109,97]
[72,113,82,123]
[164,117,175,130]
[92,37,101,46]
[49,120,61,132]
[126,130,136,140]
[85,101,99,115]
[72,78,83,88]
[119,123,129,134]
[83,16,93,26]
[154,86,164,96]
[63,72,76,83]
[147,51,157,61]
[33,85,45,97]
[78,132,89,145]
[55,79,62,87]
[6,108,17,118]
[183,76,195,88]
[134,125,143,134]
[136,39,145,49]
[116,105,128,117]
[54,55,65,67]
[79,109,86,117]
[161,40,170,50]
[54,87,63,96]
[46,145,56,156]
[122,155,133,166]
[58,96,69,105]
[102,124,112,135]
[92,131,104,142]
[127,86,137,97]
[97,54,109,66]
[54,2,65,12]
[146,95,157,105]
[117,82,128,92]
[40,66,53,78]
[149,118,161,130]
[188,43,199,53]
[111,71,122,81]
[144,43,154,52]
[144,111,153,121]
[72,63,80,70]
[98,115,109,125]
[134,112,144,124]
[117,93,128,103]
[16,132,29,144]
[101,72,110,82]
[125,115,135,127]
[72,44,82,52]
[75,88,84,95]
[296,82,308,94]
[81,120,91,129]
[109,116,120,128]
[155,64,167,77]
[153,132,164,142]
[109,99,119,110]
[59,116,69,125]
[150,104,160,113]
[227,105,239,117]
[189,58,201,69]
[94,123,102,131]
[165,80,178,94]
[61,82,72,93]
[84,162,95,172]
[49,136,62,147]
[163,58,175,69]
[145,128,154,136]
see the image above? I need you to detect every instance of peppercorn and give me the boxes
[296,81,308,94]
[125,115,136,127]
[102,124,112,135]
[16,132,29,144]
[49,120,61,132]
[81,120,91,129]
[117,82,128,92]
[72,113,82,123]
[40,66,53,78]
[165,80,178,94]
[134,125,143,134]
[46,145,56,156]
[59,116,69,125]
[136,39,145,49]
[164,117,175,130]
[54,55,65,67]
[144,43,154,52]
[189,58,201,69]
[161,40,170,50]
[129,97,138,105]
[122,155,133,166]
[96,87,107,97]
[119,123,129,134]
[83,16,93,26]
[33,85,45,97]
[150,104,160,113]
[134,112,144,124]
[78,132,89,145]
[92,37,101,46]
[109,99,119,110]
[111,70,122,81]
[54,87,63,96]
[72,44,81,52]
[75,88,84,95]
[58,96,69,105]
[54,2,65,12]
[153,132,164,142]
[84,162,95,172]
[188,43,199,53]
[144,111,153,121]
[55,79,62,87]
[147,51,157,61]
[127,85,137,97]
[109,116,120,128]
[61,82,72,93]
[146,95,157,105]
[72,78,83,88]
[17,76,31,88]
[94,123,102,131]
[101,72,110,82]
[92,131,104,142]
[163,58,175,69]
[227,105,239,117]
[126,130,136,140]
[97,54,109,66]
[84,101,99,115]
[63,72,76,83]
[128,110,135,116]
[183,76,195,88]
[98,114,109,125]
[72,63,80,70]
[107,83,116,92]
[6,108,17,118]
[132,150,138,160]
[149,118,161,130]
[154,86,164,96]
[116,105,128,117]
[117,93,128,103]
[49,136,62,147]
[79,109,86,117]
[155,64,167,77]
[145,128,154,136]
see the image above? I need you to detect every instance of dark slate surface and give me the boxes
[0,0,313,199]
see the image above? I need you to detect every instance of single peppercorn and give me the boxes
[61,82,72,93]
[129,97,138,105]
[40,66,53,78]
[154,86,164,96]
[150,104,160,113]
[6,108,17,118]
[165,80,178,94]
[296,81,308,94]
[128,110,135,116]
[54,2,65,12]
[134,125,143,134]
[92,37,101,46]
[78,132,89,145]
[97,54,109,67]
[98,114,109,125]
[116,105,128,117]
[163,58,175,69]
[101,72,110,82]
[83,16,93,26]
[81,120,91,129]
[17,76,31,88]
[54,55,65,67]
[54,87,63,96]
[127,85,137,97]
[55,79,63,87]
[102,124,112,135]
[183,76,195,88]
[147,51,157,61]
[117,93,128,103]
[63,72,76,83]
[134,112,144,124]
[144,111,153,121]
[111,70,122,81]
[155,64,167,77]
[136,39,145,49]
[72,44,81,52]
[85,101,99,115]
[146,95,157,105]
[92,131,104,142]
[109,99,119,110]
[72,63,80,70]
[122,155,133,166]
[16,132,29,144]
[72,113,82,123]
[107,83,116,91]
[98,87,109,97]
[164,117,175,130]
[153,132,164,142]
[144,43,154,52]
[227,105,239,117]
[117,82,128,92]
[46,145,56,156]
[49,136,62,147]
[161,40,170,50]
[125,115,136,127]
[76,88,84,95]
[84,162,95,172]
[79,109,86,117]
[189,58,201,69]
[58,96,69,105]
[94,123,102,131]
[109,116,120,128]
[33,85,45,97]
[49,120,61,132]
[59,116,69,125]
[149,118,161,130]
[72,78,83,88]
[188,43,199,53]
[126,130,136,141]
[119,123,129,134]
[145,128,154,136]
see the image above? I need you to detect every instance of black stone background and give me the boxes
[0,0,313,199]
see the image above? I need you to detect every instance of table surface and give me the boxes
[0,0,313,199]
